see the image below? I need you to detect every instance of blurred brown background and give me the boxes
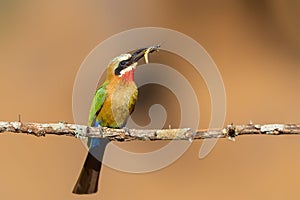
[0,0,300,199]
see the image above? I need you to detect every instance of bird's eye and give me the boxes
[120,61,126,66]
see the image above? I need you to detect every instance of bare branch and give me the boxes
[0,121,299,141]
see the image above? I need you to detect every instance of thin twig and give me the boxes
[0,121,299,141]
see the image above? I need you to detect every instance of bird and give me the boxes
[72,45,159,194]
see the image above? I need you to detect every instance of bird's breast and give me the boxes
[97,81,138,128]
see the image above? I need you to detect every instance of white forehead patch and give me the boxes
[111,53,131,64]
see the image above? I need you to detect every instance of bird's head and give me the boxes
[106,46,159,81]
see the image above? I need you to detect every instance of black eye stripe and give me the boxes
[114,67,122,75]
[114,55,133,75]
[115,59,130,75]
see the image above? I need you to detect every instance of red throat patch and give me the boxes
[120,68,135,81]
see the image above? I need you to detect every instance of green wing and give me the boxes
[88,81,108,126]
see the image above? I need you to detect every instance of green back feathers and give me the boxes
[88,81,108,126]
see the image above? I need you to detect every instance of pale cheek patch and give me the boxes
[119,63,137,77]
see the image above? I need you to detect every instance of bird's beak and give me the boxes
[131,47,148,63]
[127,45,160,65]
[114,45,160,76]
